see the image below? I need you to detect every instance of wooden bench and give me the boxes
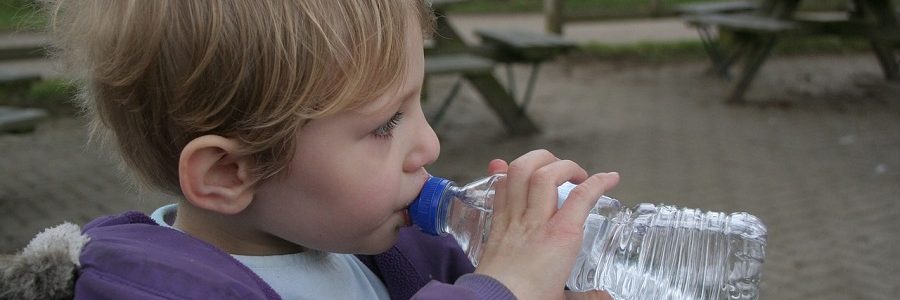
[424,53,493,126]
[0,106,47,133]
[685,13,801,33]
[0,35,48,87]
[425,53,494,75]
[682,0,900,103]
[422,2,544,135]
[684,13,803,80]
[683,12,813,103]
[0,68,42,86]
[0,35,50,133]
[675,1,758,16]
[475,29,576,63]
[474,29,575,110]
[423,52,539,134]
[0,35,48,61]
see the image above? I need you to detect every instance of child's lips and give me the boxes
[400,174,428,227]
[402,209,411,227]
[401,197,417,227]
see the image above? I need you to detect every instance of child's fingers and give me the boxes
[487,159,509,175]
[553,172,620,230]
[524,159,588,222]
[489,174,511,233]
[500,150,560,220]
[486,158,510,233]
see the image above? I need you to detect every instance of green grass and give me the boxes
[0,79,78,116]
[578,40,708,63]
[0,0,44,32]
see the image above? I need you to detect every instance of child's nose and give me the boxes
[403,119,440,172]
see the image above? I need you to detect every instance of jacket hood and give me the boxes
[0,222,89,300]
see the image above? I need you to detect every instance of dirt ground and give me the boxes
[2,53,899,299]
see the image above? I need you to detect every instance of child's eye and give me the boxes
[372,111,404,138]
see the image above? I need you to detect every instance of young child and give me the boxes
[2,0,618,299]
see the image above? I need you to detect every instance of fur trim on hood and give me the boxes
[1,222,89,300]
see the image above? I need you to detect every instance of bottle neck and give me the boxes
[433,185,460,236]
[455,174,504,212]
[409,176,456,236]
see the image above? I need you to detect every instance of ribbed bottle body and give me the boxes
[567,203,767,300]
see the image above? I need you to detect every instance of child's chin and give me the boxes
[357,235,400,255]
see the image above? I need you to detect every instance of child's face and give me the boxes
[247,19,439,254]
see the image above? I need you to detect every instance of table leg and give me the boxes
[463,72,539,135]
[719,0,798,102]
[428,78,466,126]
[697,25,731,77]
[856,0,900,80]
[728,36,778,104]
[721,34,755,80]
[521,62,542,111]
[871,41,900,80]
[432,8,469,52]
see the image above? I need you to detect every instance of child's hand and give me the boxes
[476,150,620,300]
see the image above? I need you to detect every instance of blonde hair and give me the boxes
[44,0,435,194]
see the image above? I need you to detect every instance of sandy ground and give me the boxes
[2,53,899,299]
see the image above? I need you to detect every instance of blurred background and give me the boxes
[1,0,898,299]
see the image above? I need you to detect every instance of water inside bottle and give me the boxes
[444,193,493,266]
[567,204,767,300]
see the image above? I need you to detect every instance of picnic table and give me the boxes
[425,0,575,135]
[683,0,900,103]
[0,34,49,133]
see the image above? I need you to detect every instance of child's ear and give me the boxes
[179,135,258,215]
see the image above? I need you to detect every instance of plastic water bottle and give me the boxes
[408,174,767,300]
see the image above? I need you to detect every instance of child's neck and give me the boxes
[174,203,308,256]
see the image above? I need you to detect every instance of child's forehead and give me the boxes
[354,84,418,116]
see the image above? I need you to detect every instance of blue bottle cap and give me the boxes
[409,176,453,236]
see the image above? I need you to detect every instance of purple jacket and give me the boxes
[75,211,515,299]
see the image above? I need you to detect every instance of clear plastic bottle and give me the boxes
[408,174,767,300]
